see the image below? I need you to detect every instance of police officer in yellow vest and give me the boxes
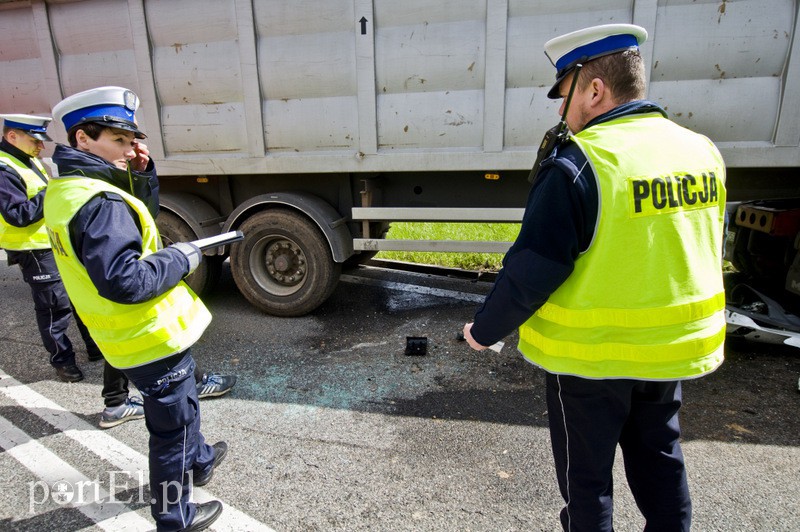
[0,114,103,382]
[463,25,726,531]
[46,87,225,532]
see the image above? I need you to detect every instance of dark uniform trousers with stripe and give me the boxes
[545,373,692,532]
[7,248,99,367]
[123,349,215,531]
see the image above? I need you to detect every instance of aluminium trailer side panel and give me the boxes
[0,0,798,175]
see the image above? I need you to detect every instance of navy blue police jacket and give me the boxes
[469,100,668,347]
[0,139,47,230]
[51,144,191,305]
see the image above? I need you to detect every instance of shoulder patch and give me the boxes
[548,141,592,186]
[99,191,125,202]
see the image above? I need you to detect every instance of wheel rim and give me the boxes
[249,233,308,296]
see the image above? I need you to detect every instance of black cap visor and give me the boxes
[547,68,573,99]
[74,116,147,139]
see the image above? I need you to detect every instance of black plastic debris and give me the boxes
[405,336,428,356]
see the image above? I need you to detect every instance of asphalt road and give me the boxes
[1,252,799,531]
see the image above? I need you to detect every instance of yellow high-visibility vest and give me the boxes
[0,152,50,250]
[519,112,727,379]
[44,174,211,369]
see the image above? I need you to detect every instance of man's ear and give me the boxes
[589,78,606,107]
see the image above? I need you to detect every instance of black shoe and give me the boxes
[181,500,223,531]
[55,364,84,383]
[87,349,104,362]
[193,441,228,487]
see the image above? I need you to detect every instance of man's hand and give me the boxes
[129,140,150,172]
[462,322,488,351]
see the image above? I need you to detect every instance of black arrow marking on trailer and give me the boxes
[360,17,368,35]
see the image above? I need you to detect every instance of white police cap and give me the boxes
[52,86,146,139]
[544,23,647,99]
[0,114,53,141]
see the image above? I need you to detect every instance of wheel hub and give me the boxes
[265,241,306,285]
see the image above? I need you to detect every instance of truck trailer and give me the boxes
[1,0,799,344]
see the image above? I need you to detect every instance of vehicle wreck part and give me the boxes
[725,282,800,348]
[405,337,428,356]
[725,309,800,348]
[727,283,800,332]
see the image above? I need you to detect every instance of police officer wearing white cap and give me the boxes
[44,87,226,531]
[463,25,727,530]
[0,113,103,382]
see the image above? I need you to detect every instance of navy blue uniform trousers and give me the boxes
[545,373,692,532]
[7,249,99,367]
[123,349,215,531]
[102,358,203,408]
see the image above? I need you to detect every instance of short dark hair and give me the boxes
[577,49,646,103]
[67,122,106,147]
[3,126,26,138]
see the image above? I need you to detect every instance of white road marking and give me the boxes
[0,414,152,530]
[0,369,275,531]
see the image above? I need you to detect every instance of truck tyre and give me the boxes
[157,211,222,296]
[230,209,341,316]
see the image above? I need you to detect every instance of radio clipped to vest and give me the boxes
[528,64,583,184]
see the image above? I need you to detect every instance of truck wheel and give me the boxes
[230,209,341,316]
[157,211,222,296]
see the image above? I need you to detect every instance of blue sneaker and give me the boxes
[99,396,145,429]
[197,373,237,399]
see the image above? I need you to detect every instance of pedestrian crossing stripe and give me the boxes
[0,368,276,531]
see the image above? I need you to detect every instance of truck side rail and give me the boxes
[351,207,522,253]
